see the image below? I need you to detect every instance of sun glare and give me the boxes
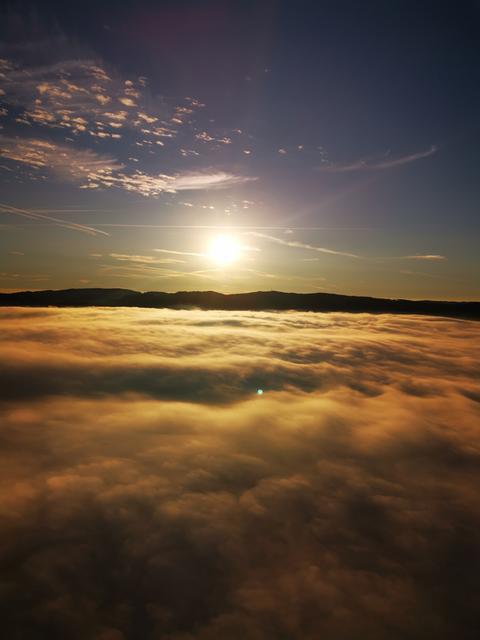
[207,234,240,266]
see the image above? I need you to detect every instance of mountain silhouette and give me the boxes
[0,289,478,320]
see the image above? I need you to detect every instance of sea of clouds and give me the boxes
[1,307,479,639]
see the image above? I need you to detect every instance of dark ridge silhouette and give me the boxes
[0,288,479,320]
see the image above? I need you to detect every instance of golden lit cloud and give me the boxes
[171,171,257,191]
[0,58,207,148]
[0,308,479,638]
[0,137,254,197]
[0,136,122,179]
[403,254,447,261]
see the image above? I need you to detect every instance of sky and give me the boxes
[1,306,479,639]
[0,0,479,298]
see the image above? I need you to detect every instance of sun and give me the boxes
[207,234,240,266]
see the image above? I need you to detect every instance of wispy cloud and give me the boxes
[402,254,446,261]
[0,53,255,183]
[96,262,219,282]
[247,233,447,264]
[170,172,257,191]
[377,254,448,263]
[109,253,185,265]
[91,170,255,196]
[154,248,206,258]
[0,201,109,236]
[319,145,437,173]
[247,232,360,258]
[0,137,254,196]
[96,263,188,280]
[0,57,200,144]
[0,136,122,181]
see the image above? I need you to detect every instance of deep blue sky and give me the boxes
[0,0,479,298]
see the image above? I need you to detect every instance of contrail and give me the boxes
[0,202,110,236]
[247,231,361,258]
[93,223,372,230]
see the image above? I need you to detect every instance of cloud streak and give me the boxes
[320,145,437,173]
[0,136,254,196]
[247,231,360,258]
[109,253,185,265]
[247,233,447,263]
[0,135,122,179]
[402,254,446,261]
[154,248,206,257]
[170,172,257,191]
[0,201,109,236]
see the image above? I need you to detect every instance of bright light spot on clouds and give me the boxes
[207,234,240,266]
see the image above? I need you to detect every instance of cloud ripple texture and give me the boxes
[1,307,479,639]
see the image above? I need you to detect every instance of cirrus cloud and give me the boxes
[319,145,438,173]
[0,136,255,197]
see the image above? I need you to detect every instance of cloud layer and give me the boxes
[0,135,253,197]
[0,55,255,197]
[1,308,479,639]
